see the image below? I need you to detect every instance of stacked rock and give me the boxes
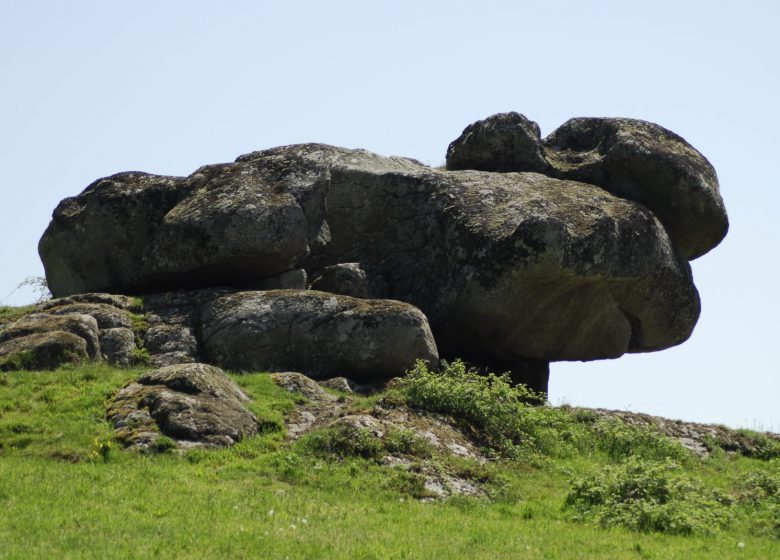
[2,113,727,398]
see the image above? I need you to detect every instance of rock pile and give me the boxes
[4,113,728,398]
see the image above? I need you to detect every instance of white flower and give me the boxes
[268,509,275,516]
[738,542,745,549]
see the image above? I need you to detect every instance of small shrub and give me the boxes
[304,425,383,460]
[740,467,780,504]
[593,418,689,462]
[384,428,433,458]
[735,430,780,460]
[392,360,580,457]
[149,436,177,454]
[90,436,113,463]
[565,457,733,535]
[130,346,151,366]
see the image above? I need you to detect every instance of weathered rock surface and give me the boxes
[0,294,142,369]
[309,263,383,299]
[446,112,728,259]
[319,376,361,393]
[271,371,335,401]
[108,363,258,449]
[446,112,550,174]
[99,328,137,366]
[0,313,101,359]
[201,290,439,381]
[38,113,725,377]
[0,331,88,371]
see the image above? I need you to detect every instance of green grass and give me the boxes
[0,304,37,327]
[0,362,778,559]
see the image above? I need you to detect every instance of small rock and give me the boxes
[318,377,359,393]
[0,331,87,371]
[108,363,258,449]
[99,328,137,366]
[271,372,334,401]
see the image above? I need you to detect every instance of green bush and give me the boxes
[392,360,562,457]
[304,425,384,460]
[593,418,690,462]
[565,457,733,535]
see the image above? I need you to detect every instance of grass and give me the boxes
[0,304,37,327]
[0,362,778,559]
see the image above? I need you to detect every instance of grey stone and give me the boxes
[0,331,88,371]
[319,377,360,393]
[100,327,137,366]
[271,371,334,401]
[45,302,132,329]
[200,290,439,381]
[309,263,382,299]
[39,134,711,371]
[108,363,258,449]
[445,113,728,260]
[0,313,101,359]
[446,112,550,173]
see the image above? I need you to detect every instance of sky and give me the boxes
[1,1,778,431]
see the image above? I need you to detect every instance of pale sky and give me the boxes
[1,1,778,431]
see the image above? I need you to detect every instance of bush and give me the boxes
[593,418,690,462]
[304,425,384,460]
[565,457,733,535]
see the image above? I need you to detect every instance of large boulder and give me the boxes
[446,112,728,260]
[108,363,258,449]
[200,290,439,381]
[39,140,702,370]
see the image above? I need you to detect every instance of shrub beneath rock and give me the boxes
[392,360,688,461]
[565,458,733,535]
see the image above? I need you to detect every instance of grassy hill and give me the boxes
[0,361,778,559]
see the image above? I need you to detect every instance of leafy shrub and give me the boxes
[593,418,690,462]
[384,428,433,458]
[392,360,566,457]
[393,360,690,462]
[735,430,780,460]
[150,436,177,454]
[740,466,780,503]
[565,458,733,535]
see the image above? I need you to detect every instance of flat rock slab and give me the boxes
[200,290,439,381]
[108,363,258,450]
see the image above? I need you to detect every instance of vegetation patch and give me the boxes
[565,457,734,535]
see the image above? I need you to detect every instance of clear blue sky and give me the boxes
[1,1,778,430]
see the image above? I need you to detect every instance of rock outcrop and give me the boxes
[201,290,439,380]
[446,112,728,260]
[0,293,139,370]
[33,112,728,391]
[108,363,258,449]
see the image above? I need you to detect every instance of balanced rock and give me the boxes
[200,290,439,381]
[446,112,728,259]
[108,363,258,449]
[39,137,704,372]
